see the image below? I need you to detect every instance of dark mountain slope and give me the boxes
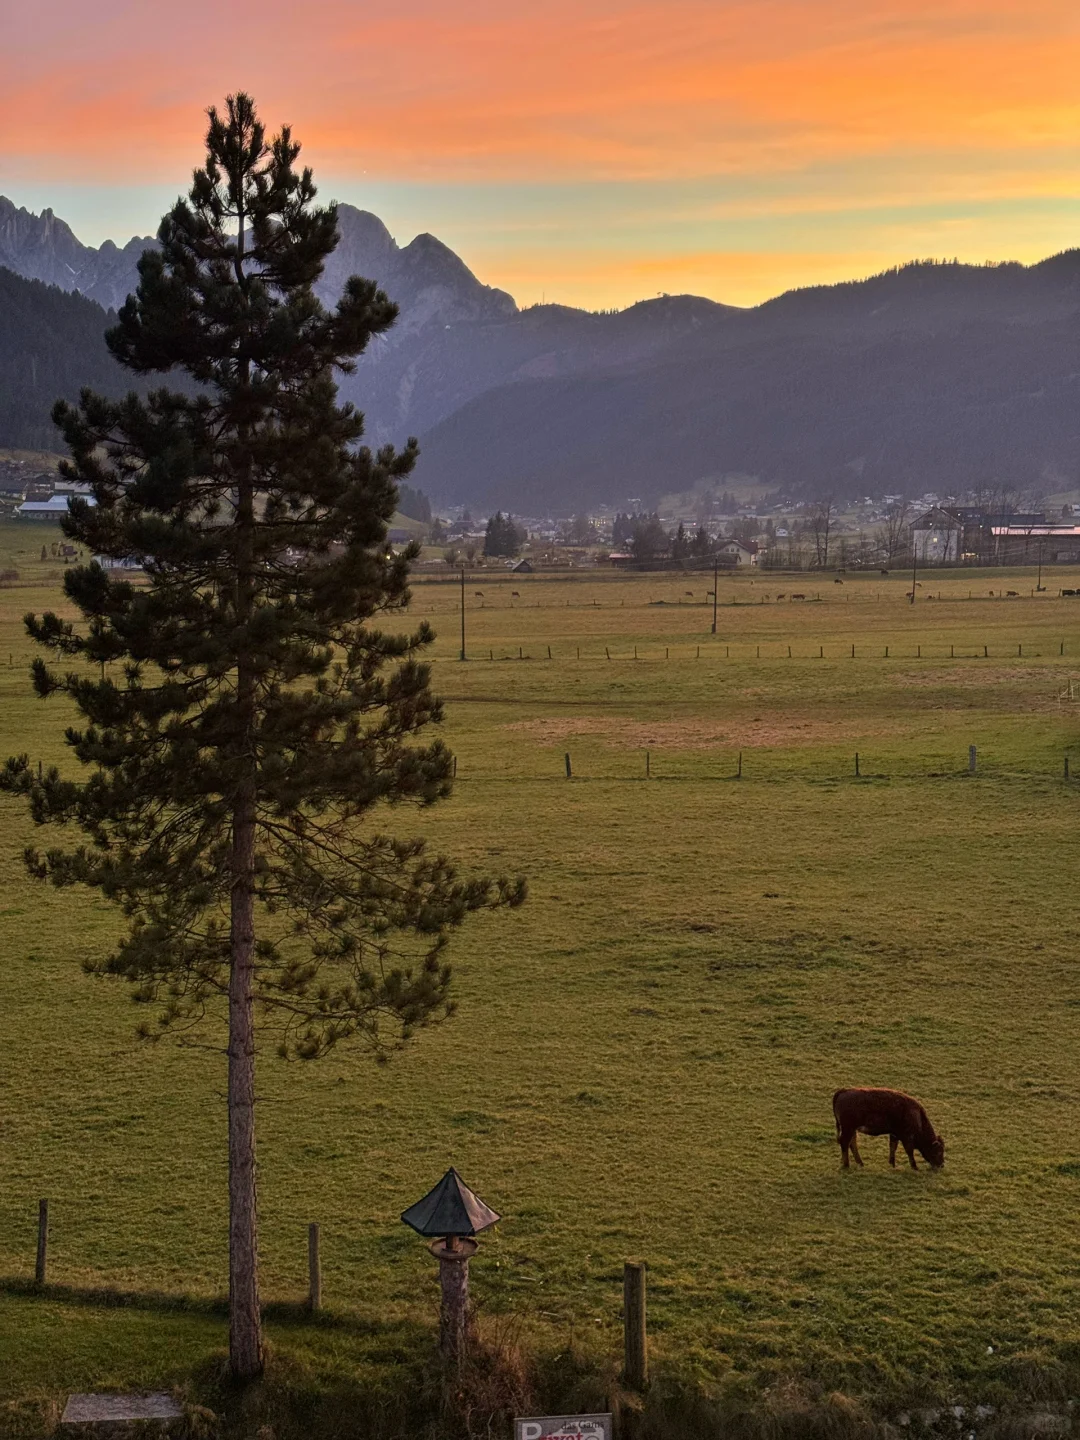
[348,292,731,445]
[417,311,1080,510]
[0,267,134,451]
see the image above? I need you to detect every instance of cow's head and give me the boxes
[925,1134,945,1169]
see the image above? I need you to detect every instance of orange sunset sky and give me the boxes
[3,0,1079,309]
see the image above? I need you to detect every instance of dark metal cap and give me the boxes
[400,1168,501,1238]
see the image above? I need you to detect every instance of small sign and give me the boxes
[514,1415,612,1440]
[62,1393,184,1424]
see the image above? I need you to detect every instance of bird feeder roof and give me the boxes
[400,1168,501,1237]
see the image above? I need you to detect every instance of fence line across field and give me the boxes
[452,750,1076,784]
[437,641,1071,663]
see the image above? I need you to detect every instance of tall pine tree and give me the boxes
[0,95,524,1379]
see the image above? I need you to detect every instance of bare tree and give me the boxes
[808,496,834,568]
[875,500,911,561]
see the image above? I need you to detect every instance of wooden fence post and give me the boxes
[565,753,573,779]
[35,1199,48,1287]
[855,752,860,778]
[969,745,977,774]
[646,750,650,778]
[308,1223,321,1312]
[736,751,743,780]
[623,1262,648,1391]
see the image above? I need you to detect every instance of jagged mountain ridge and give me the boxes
[0,197,736,450]
[0,197,155,313]
[2,194,1079,507]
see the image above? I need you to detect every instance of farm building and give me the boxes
[910,506,1052,564]
[990,525,1080,565]
[15,493,96,521]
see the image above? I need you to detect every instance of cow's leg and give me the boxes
[839,1128,850,1168]
[848,1133,864,1168]
[902,1140,918,1170]
[889,1135,898,1168]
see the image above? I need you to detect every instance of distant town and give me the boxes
[4,452,1078,572]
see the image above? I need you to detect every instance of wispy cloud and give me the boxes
[2,0,1077,305]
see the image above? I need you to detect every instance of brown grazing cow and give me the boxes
[832,1087,945,1170]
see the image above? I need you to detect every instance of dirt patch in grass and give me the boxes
[506,715,894,748]
[896,666,1054,688]
[893,666,1070,709]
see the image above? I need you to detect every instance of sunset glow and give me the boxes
[3,0,1079,307]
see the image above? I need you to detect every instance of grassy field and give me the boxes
[1,522,1079,1435]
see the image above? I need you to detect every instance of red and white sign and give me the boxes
[514,1416,611,1440]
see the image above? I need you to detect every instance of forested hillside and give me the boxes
[0,267,133,451]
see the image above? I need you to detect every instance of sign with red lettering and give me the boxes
[514,1416,611,1440]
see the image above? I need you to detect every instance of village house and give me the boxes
[716,539,758,566]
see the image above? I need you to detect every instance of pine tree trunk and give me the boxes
[226,188,263,1381]
[228,784,262,1379]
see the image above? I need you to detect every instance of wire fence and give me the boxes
[446,640,1075,663]
[449,747,1077,786]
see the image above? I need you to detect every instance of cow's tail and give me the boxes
[832,1089,844,1136]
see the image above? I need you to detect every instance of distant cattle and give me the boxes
[776,593,785,600]
[512,591,520,597]
[474,592,484,598]
[834,578,844,585]
[880,569,889,576]
[1063,589,1077,597]
[685,591,694,597]
[791,593,806,601]
[833,1087,945,1171]
[1006,590,1019,597]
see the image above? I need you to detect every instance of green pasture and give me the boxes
[1,521,1080,1432]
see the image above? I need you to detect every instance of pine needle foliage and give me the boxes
[0,95,526,1066]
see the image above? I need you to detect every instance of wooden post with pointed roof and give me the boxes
[401,1168,500,1362]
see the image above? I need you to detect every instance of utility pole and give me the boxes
[909,536,918,604]
[711,556,719,634]
[1037,538,1045,592]
[459,565,466,661]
